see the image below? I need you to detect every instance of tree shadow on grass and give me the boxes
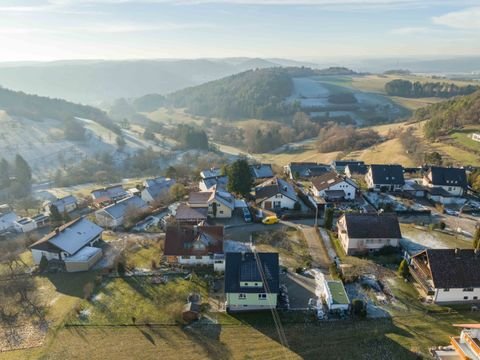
[182,320,232,360]
[40,271,99,297]
[231,312,422,360]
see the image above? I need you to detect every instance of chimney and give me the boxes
[475,248,479,258]
[55,228,60,234]
[455,248,461,258]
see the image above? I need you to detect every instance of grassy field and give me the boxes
[450,130,480,152]
[254,228,312,269]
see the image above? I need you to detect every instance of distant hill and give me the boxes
[0,58,319,104]
[0,86,119,133]
[415,90,480,139]
[165,67,357,120]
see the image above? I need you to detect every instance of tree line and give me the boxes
[385,79,478,98]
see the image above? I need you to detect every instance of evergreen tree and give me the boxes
[49,205,63,225]
[39,255,49,272]
[0,158,10,189]
[14,154,32,185]
[226,159,253,197]
[324,208,334,230]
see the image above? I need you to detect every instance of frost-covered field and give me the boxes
[0,112,167,181]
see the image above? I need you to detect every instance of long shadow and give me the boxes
[138,327,156,346]
[40,271,99,297]
[231,312,421,360]
[182,320,232,360]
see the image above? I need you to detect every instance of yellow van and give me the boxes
[262,216,279,225]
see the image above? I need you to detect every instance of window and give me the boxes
[464,296,469,300]
[258,294,267,300]
[181,255,190,259]
[463,288,474,292]
[195,256,203,259]
[244,282,249,286]
[219,210,224,214]
[474,296,478,300]
[238,293,246,300]
[444,288,450,292]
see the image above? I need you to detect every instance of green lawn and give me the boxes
[68,275,209,326]
[451,131,480,152]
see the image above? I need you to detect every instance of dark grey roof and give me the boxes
[224,252,279,294]
[249,164,274,179]
[427,167,467,188]
[342,213,402,239]
[369,164,405,185]
[311,172,357,192]
[255,177,297,203]
[345,164,368,175]
[332,160,364,167]
[418,249,480,288]
[288,162,330,178]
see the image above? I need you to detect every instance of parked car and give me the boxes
[444,208,459,216]
[262,216,279,225]
[242,207,252,223]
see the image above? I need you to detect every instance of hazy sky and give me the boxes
[1,0,479,62]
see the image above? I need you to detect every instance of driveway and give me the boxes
[295,224,331,272]
[281,272,316,310]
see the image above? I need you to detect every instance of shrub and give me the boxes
[117,261,126,276]
[352,299,367,318]
[398,259,409,278]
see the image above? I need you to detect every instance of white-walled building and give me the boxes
[337,213,402,255]
[0,204,17,232]
[310,172,358,201]
[410,249,480,304]
[29,217,103,272]
[423,166,467,198]
[44,195,78,215]
[255,177,297,210]
[366,164,405,192]
[95,195,148,228]
[163,224,224,266]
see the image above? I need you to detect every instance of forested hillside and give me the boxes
[416,90,480,139]
[167,68,295,120]
[166,67,356,120]
[385,79,478,98]
[0,86,120,133]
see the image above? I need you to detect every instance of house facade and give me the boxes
[409,249,480,304]
[255,177,297,210]
[95,195,148,228]
[366,164,405,192]
[0,204,17,232]
[337,213,402,255]
[187,188,235,218]
[422,166,467,198]
[163,224,224,266]
[331,160,365,174]
[29,217,103,272]
[141,177,175,204]
[284,162,330,180]
[225,252,279,312]
[310,172,358,201]
[44,195,78,215]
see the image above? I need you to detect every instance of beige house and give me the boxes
[188,188,234,218]
[337,213,402,255]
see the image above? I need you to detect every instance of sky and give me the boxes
[0,0,479,62]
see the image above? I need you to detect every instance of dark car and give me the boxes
[242,207,252,223]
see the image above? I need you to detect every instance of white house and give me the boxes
[310,172,358,201]
[163,224,224,266]
[255,177,298,210]
[95,195,148,228]
[366,164,405,192]
[44,195,78,215]
[337,213,402,255]
[91,185,129,203]
[423,166,467,198]
[0,204,17,232]
[141,177,176,204]
[224,252,279,312]
[409,249,480,304]
[29,217,104,272]
[187,188,235,219]
[13,217,37,233]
